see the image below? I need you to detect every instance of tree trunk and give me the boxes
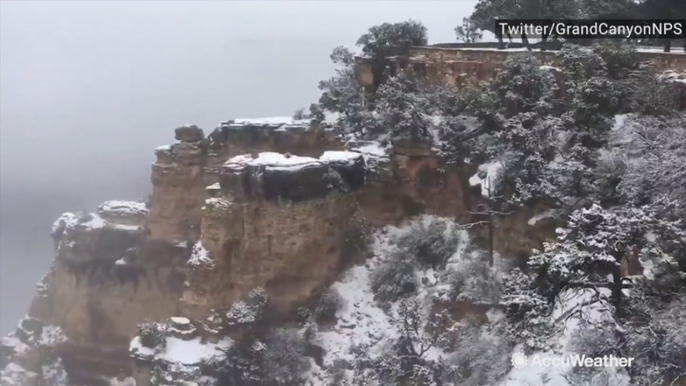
[498,35,505,50]
[664,39,671,53]
[611,265,623,307]
[541,34,548,52]
[521,31,532,51]
[683,38,686,53]
[487,177,494,267]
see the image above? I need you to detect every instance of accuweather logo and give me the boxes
[511,353,634,368]
[511,353,529,368]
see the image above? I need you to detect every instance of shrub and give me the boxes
[397,220,459,269]
[370,252,417,303]
[217,329,311,386]
[137,322,167,349]
[440,319,513,386]
[356,20,428,59]
[314,288,343,324]
[592,41,640,80]
[224,287,270,332]
[263,329,311,385]
[448,253,501,304]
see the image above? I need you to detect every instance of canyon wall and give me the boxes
[356,46,686,88]
[2,114,556,383]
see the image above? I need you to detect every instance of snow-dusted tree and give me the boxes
[490,55,560,120]
[449,250,501,304]
[529,204,684,306]
[571,285,686,385]
[356,20,427,60]
[500,268,555,352]
[440,318,513,386]
[454,18,482,43]
[262,329,311,385]
[396,219,459,269]
[137,321,168,350]
[352,300,452,385]
[317,46,375,135]
[217,328,310,386]
[314,288,343,324]
[217,337,266,386]
[373,74,436,142]
[370,251,417,303]
[556,44,608,83]
[223,287,271,334]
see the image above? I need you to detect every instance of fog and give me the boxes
[0,0,476,334]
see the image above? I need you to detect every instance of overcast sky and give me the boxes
[0,0,477,334]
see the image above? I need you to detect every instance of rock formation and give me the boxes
[1,113,558,384]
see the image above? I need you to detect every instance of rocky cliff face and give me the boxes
[1,117,555,385]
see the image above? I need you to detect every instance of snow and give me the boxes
[156,145,171,151]
[319,150,363,163]
[187,241,214,268]
[38,325,66,347]
[206,182,220,190]
[232,116,298,126]
[500,287,625,386]
[317,228,401,366]
[112,223,143,231]
[540,65,561,72]
[660,70,686,84]
[612,114,628,131]
[163,337,229,364]
[129,335,232,365]
[52,212,107,232]
[469,161,503,197]
[52,209,144,235]
[315,216,467,373]
[170,317,191,325]
[528,209,556,226]
[1,335,30,355]
[109,376,137,386]
[0,363,38,385]
[636,46,686,54]
[224,152,320,171]
[98,200,148,216]
[355,142,388,157]
[203,197,231,211]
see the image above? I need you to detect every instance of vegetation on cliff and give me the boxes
[309,20,686,385]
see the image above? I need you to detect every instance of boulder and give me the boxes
[320,151,366,190]
[220,152,367,202]
[174,125,204,142]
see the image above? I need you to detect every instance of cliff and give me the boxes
[356,46,686,88]
[0,115,557,385]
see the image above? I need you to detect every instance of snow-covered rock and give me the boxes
[469,161,503,198]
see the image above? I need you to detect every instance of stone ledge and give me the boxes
[218,151,366,202]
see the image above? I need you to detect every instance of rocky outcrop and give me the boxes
[147,121,341,242]
[7,117,558,384]
[356,46,686,88]
[181,150,369,317]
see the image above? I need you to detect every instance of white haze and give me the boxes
[0,0,477,334]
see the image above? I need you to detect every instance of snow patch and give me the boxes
[469,161,503,197]
[187,241,214,268]
[316,216,467,371]
[319,150,363,163]
[98,200,148,216]
[129,335,232,366]
[612,114,628,131]
[528,209,556,226]
[224,152,320,171]
[232,116,299,126]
